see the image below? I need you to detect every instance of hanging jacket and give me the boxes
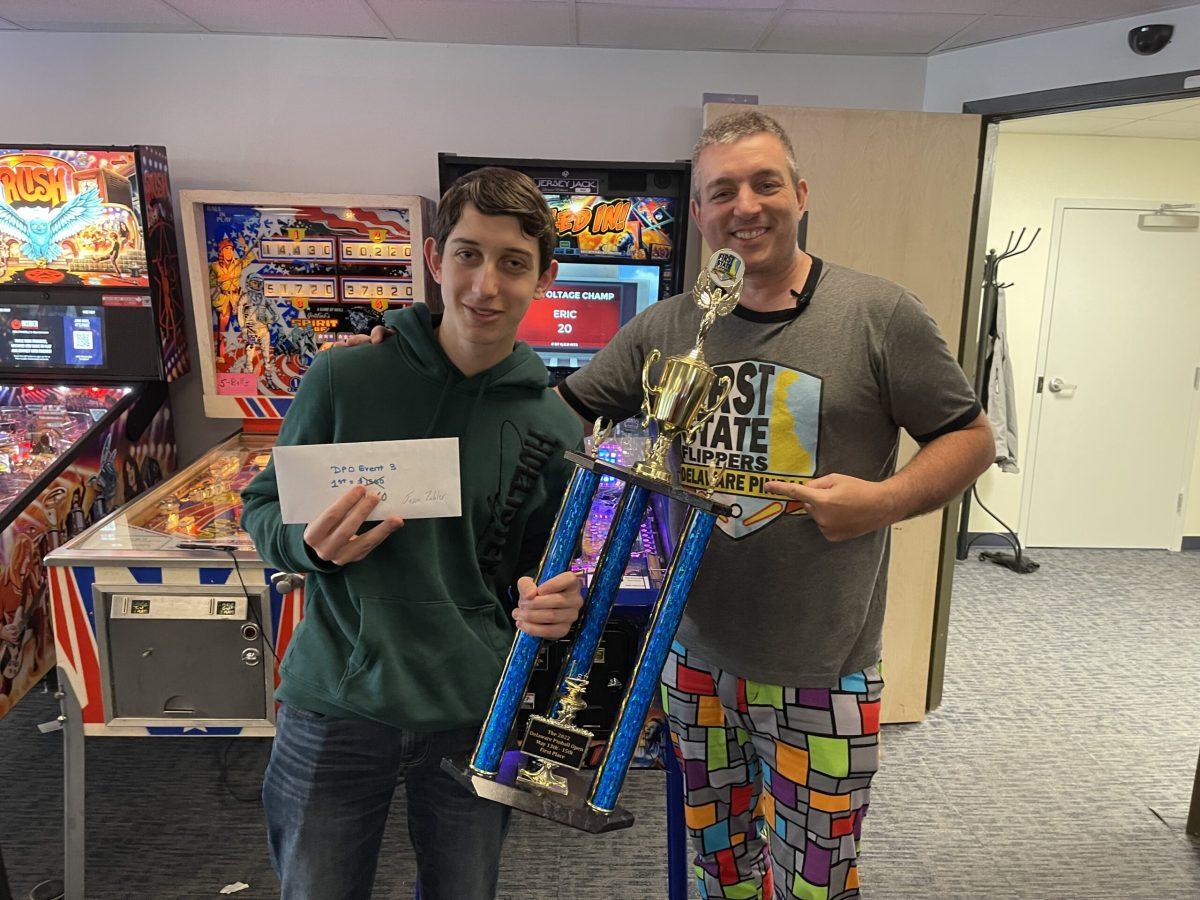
[241,304,583,731]
[986,287,1019,473]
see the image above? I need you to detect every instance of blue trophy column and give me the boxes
[551,483,650,714]
[588,507,716,813]
[470,465,600,776]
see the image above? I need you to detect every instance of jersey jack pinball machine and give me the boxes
[0,146,187,724]
[43,190,434,900]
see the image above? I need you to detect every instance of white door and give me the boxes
[1022,200,1200,549]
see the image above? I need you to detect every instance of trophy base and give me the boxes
[442,753,635,834]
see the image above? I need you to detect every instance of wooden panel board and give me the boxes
[703,104,982,722]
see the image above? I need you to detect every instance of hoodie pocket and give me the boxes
[337,596,509,728]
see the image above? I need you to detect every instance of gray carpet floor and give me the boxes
[2,548,1199,898]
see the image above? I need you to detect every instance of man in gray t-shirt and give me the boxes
[558,112,994,898]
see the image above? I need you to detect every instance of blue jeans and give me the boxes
[263,703,511,899]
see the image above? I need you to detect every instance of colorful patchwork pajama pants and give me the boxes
[661,643,883,900]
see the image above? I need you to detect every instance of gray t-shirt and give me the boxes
[559,259,980,686]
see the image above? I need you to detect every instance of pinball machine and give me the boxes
[43,190,435,900]
[46,189,437,736]
[0,145,187,723]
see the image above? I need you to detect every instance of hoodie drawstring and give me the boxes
[423,377,453,438]
[466,377,489,441]
[424,374,491,438]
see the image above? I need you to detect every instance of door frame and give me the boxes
[1017,198,1200,550]
[928,68,1200,711]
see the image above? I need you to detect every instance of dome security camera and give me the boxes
[1128,24,1174,55]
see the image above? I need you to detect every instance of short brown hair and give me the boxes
[434,167,557,273]
[691,111,800,200]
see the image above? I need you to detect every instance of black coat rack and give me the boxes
[955,227,1040,573]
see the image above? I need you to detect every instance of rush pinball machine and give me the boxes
[0,146,186,722]
[438,154,691,764]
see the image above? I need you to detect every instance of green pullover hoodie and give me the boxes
[241,304,582,731]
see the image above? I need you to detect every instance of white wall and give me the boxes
[924,3,1200,113]
[971,131,1200,540]
[0,31,925,464]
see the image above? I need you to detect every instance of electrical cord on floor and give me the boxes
[970,486,1040,574]
[967,488,1020,555]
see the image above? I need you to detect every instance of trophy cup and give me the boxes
[443,250,743,833]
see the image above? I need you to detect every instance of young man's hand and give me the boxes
[321,326,396,350]
[764,474,898,543]
[303,485,405,565]
[513,571,583,640]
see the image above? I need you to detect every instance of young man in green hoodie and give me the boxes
[240,167,585,900]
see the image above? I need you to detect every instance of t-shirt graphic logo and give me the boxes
[678,359,821,539]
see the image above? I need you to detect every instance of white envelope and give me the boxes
[273,438,462,524]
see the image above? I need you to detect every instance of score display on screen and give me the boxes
[517,281,631,350]
[0,303,105,367]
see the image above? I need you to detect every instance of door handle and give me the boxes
[1047,377,1077,393]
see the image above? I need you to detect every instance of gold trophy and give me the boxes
[448,249,745,833]
[633,249,743,483]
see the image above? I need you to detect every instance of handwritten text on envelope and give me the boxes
[273,438,462,524]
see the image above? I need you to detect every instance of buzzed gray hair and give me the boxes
[691,111,800,200]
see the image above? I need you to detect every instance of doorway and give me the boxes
[963,96,1200,552]
[1021,199,1200,549]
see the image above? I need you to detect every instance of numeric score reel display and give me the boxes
[258,237,335,261]
[340,239,412,262]
[341,279,414,303]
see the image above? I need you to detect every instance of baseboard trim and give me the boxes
[968,534,1200,550]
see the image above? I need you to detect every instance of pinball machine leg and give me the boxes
[60,676,86,900]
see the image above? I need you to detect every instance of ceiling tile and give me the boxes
[1059,0,1200,16]
[595,0,781,8]
[761,10,978,54]
[788,1,1196,19]
[369,1,572,45]
[1001,114,1140,135]
[578,4,774,51]
[1101,119,1200,139]
[0,0,203,31]
[1055,98,1200,121]
[171,1,389,38]
[1087,101,1174,120]
[1144,101,1200,123]
[938,15,1084,51]
[788,1,997,11]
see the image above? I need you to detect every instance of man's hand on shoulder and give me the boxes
[764,474,898,543]
[513,571,583,640]
[318,325,396,351]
